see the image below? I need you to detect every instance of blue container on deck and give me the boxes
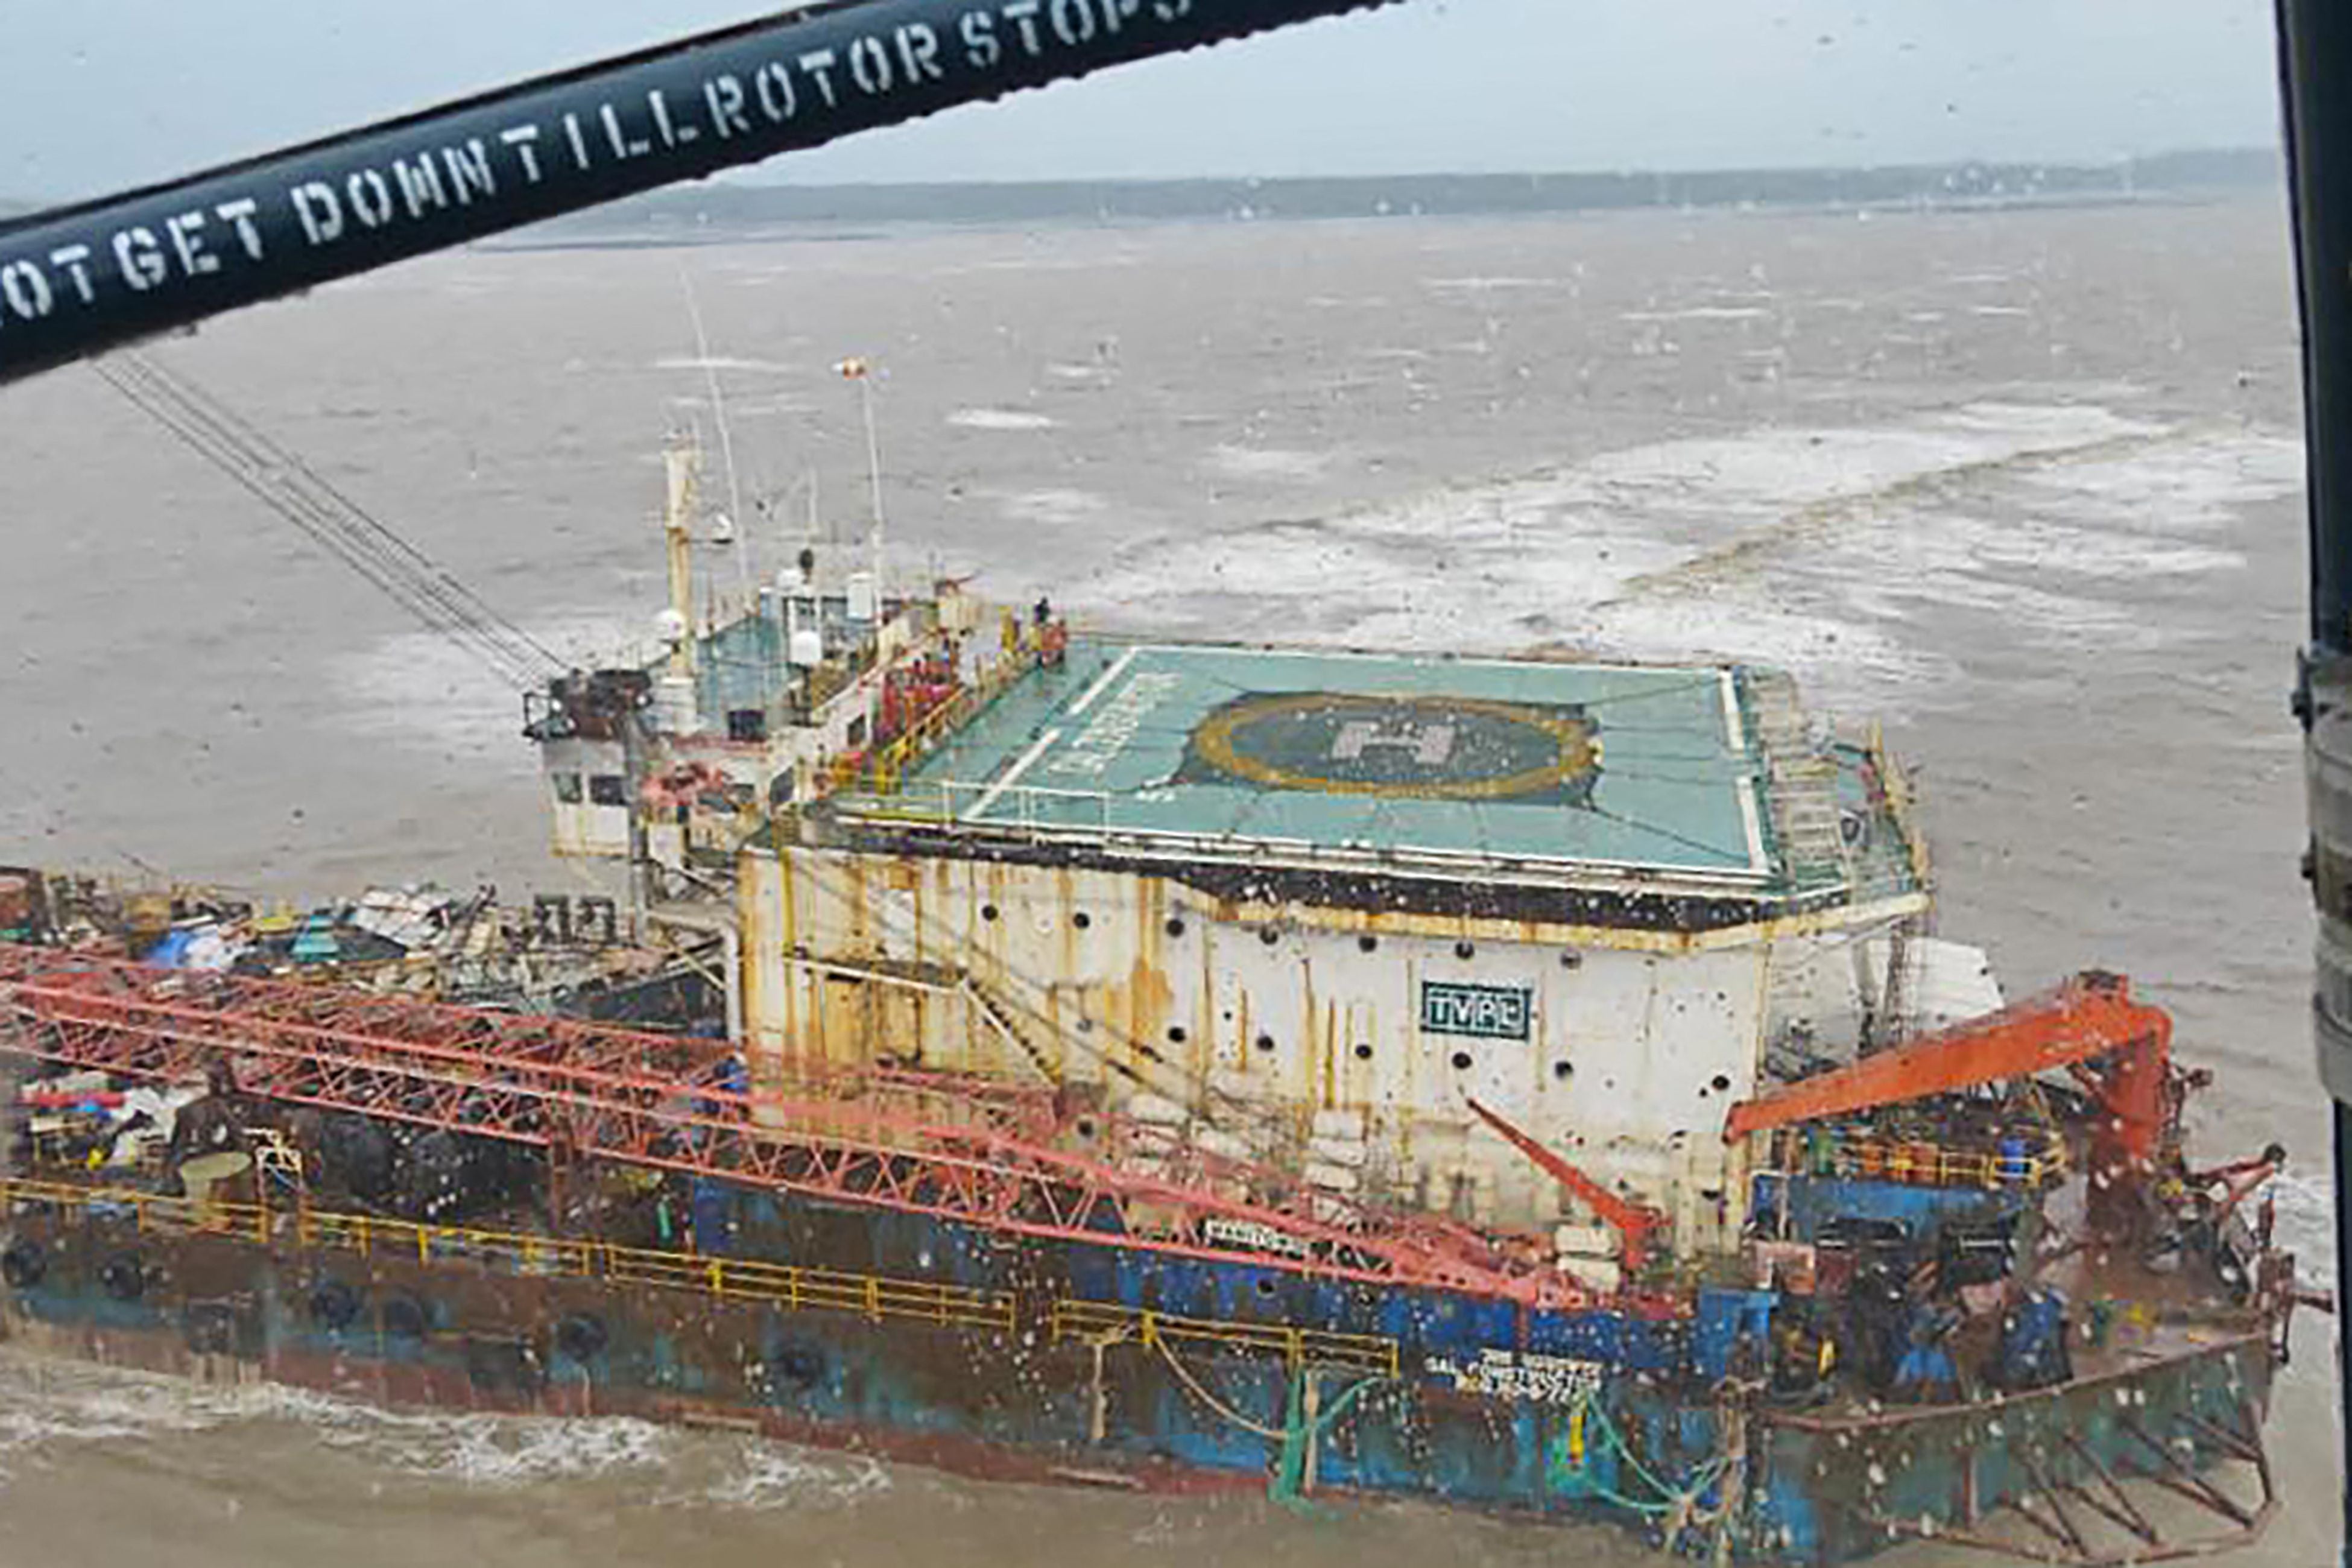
[691,1178,733,1254]
[1997,1288,2073,1389]
[1996,1134,2031,1182]
[1695,1288,1778,1381]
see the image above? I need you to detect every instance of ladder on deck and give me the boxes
[1745,671,1851,894]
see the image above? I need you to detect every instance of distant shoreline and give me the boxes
[478,147,2280,250]
[0,147,2280,250]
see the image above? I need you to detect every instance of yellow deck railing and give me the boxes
[1052,1298,1399,1377]
[1765,1128,2069,1190]
[0,1178,1402,1368]
[0,1176,1010,1333]
[830,631,1050,802]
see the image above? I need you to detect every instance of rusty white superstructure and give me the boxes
[527,444,1992,1283]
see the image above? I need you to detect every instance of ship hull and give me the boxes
[0,1178,2283,1564]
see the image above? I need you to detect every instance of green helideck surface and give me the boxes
[893,639,1772,878]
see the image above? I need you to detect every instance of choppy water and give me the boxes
[0,192,2339,1563]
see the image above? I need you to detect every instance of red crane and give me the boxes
[1464,1096,1665,1271]
[1722,972,2174,1217]
[0,942,1585,1308]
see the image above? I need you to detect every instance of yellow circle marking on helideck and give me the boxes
[1192,694,1596,801]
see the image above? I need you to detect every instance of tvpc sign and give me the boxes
[1420,981,1532,1042]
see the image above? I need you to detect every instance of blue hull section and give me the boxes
[0,1178,2284,1563]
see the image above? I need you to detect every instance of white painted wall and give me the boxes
[540,738,629,858]
[743,843,1767,1246]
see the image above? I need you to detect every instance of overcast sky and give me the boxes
[1,1,2284,201]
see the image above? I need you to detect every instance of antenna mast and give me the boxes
[663,437,699,678]
[680,271,753,604]
[838,357,886,587]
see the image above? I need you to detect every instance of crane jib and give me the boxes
[0,0,1401,386]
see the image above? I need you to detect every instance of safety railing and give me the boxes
[601,1247,1010,1330]
[2,1176,1416,1363]
[1052,1298,1399,1377]
[1764,1127,2069,1190]
[827,628,1047,801]
[0,1176,1009,1334]
[1866,722,1934,891]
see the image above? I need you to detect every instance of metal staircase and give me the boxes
[1745,670,1851,896]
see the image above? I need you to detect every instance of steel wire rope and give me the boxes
[94,356,469,640]
[130,351,564,682]
[1150,1332,1292,1440]
[93,354,540,688]
[160,361,567,679]
[94,351,564,690]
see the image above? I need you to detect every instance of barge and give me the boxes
[0,438,2299,1563]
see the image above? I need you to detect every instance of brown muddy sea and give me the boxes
[0,192,2338,1564]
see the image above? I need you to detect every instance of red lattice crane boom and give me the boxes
[0,943,1583,1308]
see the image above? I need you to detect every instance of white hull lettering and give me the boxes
[215,200,265,261]
[499,125,546,185]
[391,154,450,220]
[755,62,798,123]
[1002,1,1048,57]
[441,142,497,204]
[848,35,894,96]
[47,245,96,305]
[896,23,946,81]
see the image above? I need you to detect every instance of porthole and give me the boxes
[1552,1060,1574,1083]
[1259,927,1280,946]
[99,1251,145,1302]
[1560,952,1582,969]
[1454,940,1475,960]
[1711,1073,1732,1093]
[1255,1033,1276,1054]
[1,1239,45,1289]
[1165,917,1186,938]
[1450,1051,1473,1071]
[380,1292,429,1341]
[1358,934,1378,953]
[306,1277,362,1330]
[1353,1043,1374,1061]
[1167,1025,1189,1046]
[1072,911,1092,931]
[555,1313,609,1362]
[981,903,999,923]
